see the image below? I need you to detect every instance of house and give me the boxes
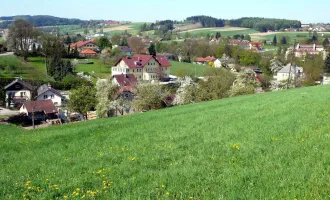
[80,49,98,57]
[112,54,171,81]
[112,74,138,101]
[249,42,263,51]
[275,64,303,82]
[228,40,250,50]
[117,46,133,56]
[70,40,99,52]
[4,78,34,108]
[19,100,58,121]
[157,53,175,60]
[293,44,324,58]
[36,84,66,107]
[106,21,120,26]
[196,56,216,64]
[214,56,236,68]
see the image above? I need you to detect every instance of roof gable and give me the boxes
[4,79,34,91]
[115,54,171,68]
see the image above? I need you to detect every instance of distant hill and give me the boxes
[0,15,87,28]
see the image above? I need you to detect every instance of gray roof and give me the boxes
[37,84,64,98]
[4,78,34,90]
[278,64,302,73]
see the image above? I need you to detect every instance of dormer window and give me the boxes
[15,85,20,89]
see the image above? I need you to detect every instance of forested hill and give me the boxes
[186,16,301,32]
[0,15,87,28]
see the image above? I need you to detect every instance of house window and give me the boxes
[20,92,26,97]
[133,69,135,73]
[51,95,54,99]
[124,93,129,98]
[44,95,48,99]
[126,69,129,73]
[54,102,58,105]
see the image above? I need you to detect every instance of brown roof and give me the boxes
[113,74,138,87]
[115,54,171,68]
[70,40,97,48]
[21,100,58,114]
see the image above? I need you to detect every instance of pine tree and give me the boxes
[32,43,37,57]
[148,43,156,56]
[324,54,330,74]
[74,45,79,58]
[273,35,277,46]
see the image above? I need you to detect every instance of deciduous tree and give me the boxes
[68,86,97,119]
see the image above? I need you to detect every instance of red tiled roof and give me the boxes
[115,54,171,68]
[70,40,96,48]
[155,56,171,67]
[81,49,97,55]
[113,74,138,87]
[21,100,57,114]
[196,56,215,62]
[196,57,206,62]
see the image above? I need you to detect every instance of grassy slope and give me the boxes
[27,57,112,79]
[2,85,330,199]
[170,61,213,77]
[0,56,50,81]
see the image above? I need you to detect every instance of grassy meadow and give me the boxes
[27,57,112,80]
[250,32,330,43]
[2,84,330,199]
[0,56,50,81]
[179,27,259,38]
[170,61,213,77]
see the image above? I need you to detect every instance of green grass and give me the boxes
[251,32,330,44]
[180,27,259,37]
[0,56,50,81]
[2,85,330,199]
[170,61,213,77]
[27,57,112,80]
[75,58,111,79]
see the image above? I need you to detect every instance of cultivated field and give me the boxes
[174,23,202,32]
[1,85,330,199]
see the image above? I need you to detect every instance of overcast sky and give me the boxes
[1,0,329,23]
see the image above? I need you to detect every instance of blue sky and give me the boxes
[1,0,328,23]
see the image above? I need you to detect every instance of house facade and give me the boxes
[290,44,325,58]
[4,78,34,108]
[112,54,171,81]
[70,40,99,52]
[36,84,66,107]
[275,64,303,82]
[19,100,58,121]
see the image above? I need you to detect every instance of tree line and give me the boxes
[184,16,301,32]
[0,15,87,29]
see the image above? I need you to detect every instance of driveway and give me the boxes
[0,52,14,56]
[0,107,19,115]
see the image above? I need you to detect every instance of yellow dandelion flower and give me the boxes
[166,192,170,195]
[161,184,165,188]
[63,196,68,199]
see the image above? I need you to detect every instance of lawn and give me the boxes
[27,57,112,80]
[170,61,214,77]
[2,85,330,199]
[0,55,50,81]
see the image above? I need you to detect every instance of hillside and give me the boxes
[2,85,330,199]
[0,15,87,28]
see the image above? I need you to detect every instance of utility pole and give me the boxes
[287,39,296,89]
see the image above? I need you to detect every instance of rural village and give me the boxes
[1,16,330,128]
[2,5,330,199]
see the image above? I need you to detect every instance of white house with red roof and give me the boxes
[112,54,171,81]
[70,40,99,52]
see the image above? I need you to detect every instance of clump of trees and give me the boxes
[68,86,97,119]
[95,79,119,118]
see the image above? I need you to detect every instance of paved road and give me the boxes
[0,52,14,56]
[0,107,19,115]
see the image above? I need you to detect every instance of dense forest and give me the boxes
[185,16,301,32]
[186,16,226,27]
[140,20,176,36]
[0,15,87,28]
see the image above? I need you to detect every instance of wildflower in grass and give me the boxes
[129,157,136,161]
[63,196,68,199]
[301,138,305,142]
[25,180,31,187]
[161,184,165,188]
[166,192,170,195]
[271,137,279,141]
[232,144,240,150]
